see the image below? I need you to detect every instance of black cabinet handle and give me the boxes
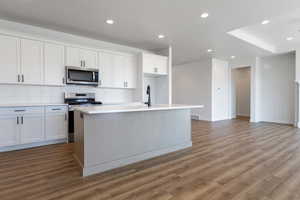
[21,116,23,124]
[17,117,19,124]
[52,108,62,111]
[14,110,26,112]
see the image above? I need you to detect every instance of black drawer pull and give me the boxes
[14,110,26,112]
[52,108,62,111]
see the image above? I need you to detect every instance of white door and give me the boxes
[45,113,67,140]
[124,55,137,88]
[66,47,81,67]
[80,49,98,69]
[99,52,116,88]
[0,115,19,147]
[212,59,230,121]
[20,114,45,144]
[0,35,20,84]
[20,39,44,84]
[44,43,65,86]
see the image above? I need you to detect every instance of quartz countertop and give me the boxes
[0,103,68,108]
[74,104,204,114]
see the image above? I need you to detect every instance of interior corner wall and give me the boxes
[172,60,212,121]
[255,52,296,124]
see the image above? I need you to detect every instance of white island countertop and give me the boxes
[75,104,204,115]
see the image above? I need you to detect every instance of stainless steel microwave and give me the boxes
[66,66,99,86]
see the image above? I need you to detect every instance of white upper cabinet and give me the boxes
[0,35,20,84]
[99,51,116,88]
[66,47,81,67]
[80,49,98,69]
[99,51,137,89]
[66,47,98,69]
[20,39,44,84]
[124,55,137,88]
[44,42,65,86]
[142,53,168,75]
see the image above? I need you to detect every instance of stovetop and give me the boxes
[64,92,102,107]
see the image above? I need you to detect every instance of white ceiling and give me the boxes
[0,0,299,65]
[229,9,300,54]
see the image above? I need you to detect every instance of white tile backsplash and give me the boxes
[0,85,135,104]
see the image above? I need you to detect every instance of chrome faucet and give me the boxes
[145,85,151,107]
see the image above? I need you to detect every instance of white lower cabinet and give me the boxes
[45,106,68,140]
[0,115,19,147]
[20,113,45,144]
[0,105,67,151]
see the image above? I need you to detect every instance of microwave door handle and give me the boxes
[93,72,95,82]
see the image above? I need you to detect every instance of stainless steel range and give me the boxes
[65,92,102,142]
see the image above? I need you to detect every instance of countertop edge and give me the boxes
[0,103,68,108]
[77,105,204,115]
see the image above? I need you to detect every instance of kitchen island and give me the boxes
[73,104,203,176]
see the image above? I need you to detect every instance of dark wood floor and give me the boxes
[1,119,300,200]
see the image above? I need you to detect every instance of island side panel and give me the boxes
[82,109,192,175]
[73,111,85,169]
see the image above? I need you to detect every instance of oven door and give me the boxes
[66,66,99,86]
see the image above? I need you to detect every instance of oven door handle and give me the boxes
[92,72,96,82]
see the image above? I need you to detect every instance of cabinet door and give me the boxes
[20,113,45,144]
[80,49,98,69]
[143,54,155,74]
[0,35,20,84]
[20,39,44,84]
[156,56,168,75]
[99,52,116,88]
[114,54,126,88]
[44,43,65,86]
[124,55,137,88]
[0,115,19,147]
[66,47,81,67]
[45,113,67,140]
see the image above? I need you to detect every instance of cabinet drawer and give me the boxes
[0,106,43,115]
[46,106,67,113]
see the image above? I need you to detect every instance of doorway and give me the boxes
[232,67,251,121]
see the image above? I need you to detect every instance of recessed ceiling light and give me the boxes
[286,37,294,41]
[106,19,114,25]
[207,49,213,53]
[261,20,270,25]
[231,56,236,59]
[201,13,209,18]
[158,34,165,39]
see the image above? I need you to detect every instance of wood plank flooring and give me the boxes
[1,119,300,200]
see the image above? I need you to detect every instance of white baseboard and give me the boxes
[78,141,192,177]
[0,139,67,152]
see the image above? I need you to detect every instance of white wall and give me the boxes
[256,52,295,124]
[232,67,251,117]
[0,19,148,105]
[172,59,212,121]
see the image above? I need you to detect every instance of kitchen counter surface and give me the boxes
[0,103,68,108]
[75,104,204,115]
